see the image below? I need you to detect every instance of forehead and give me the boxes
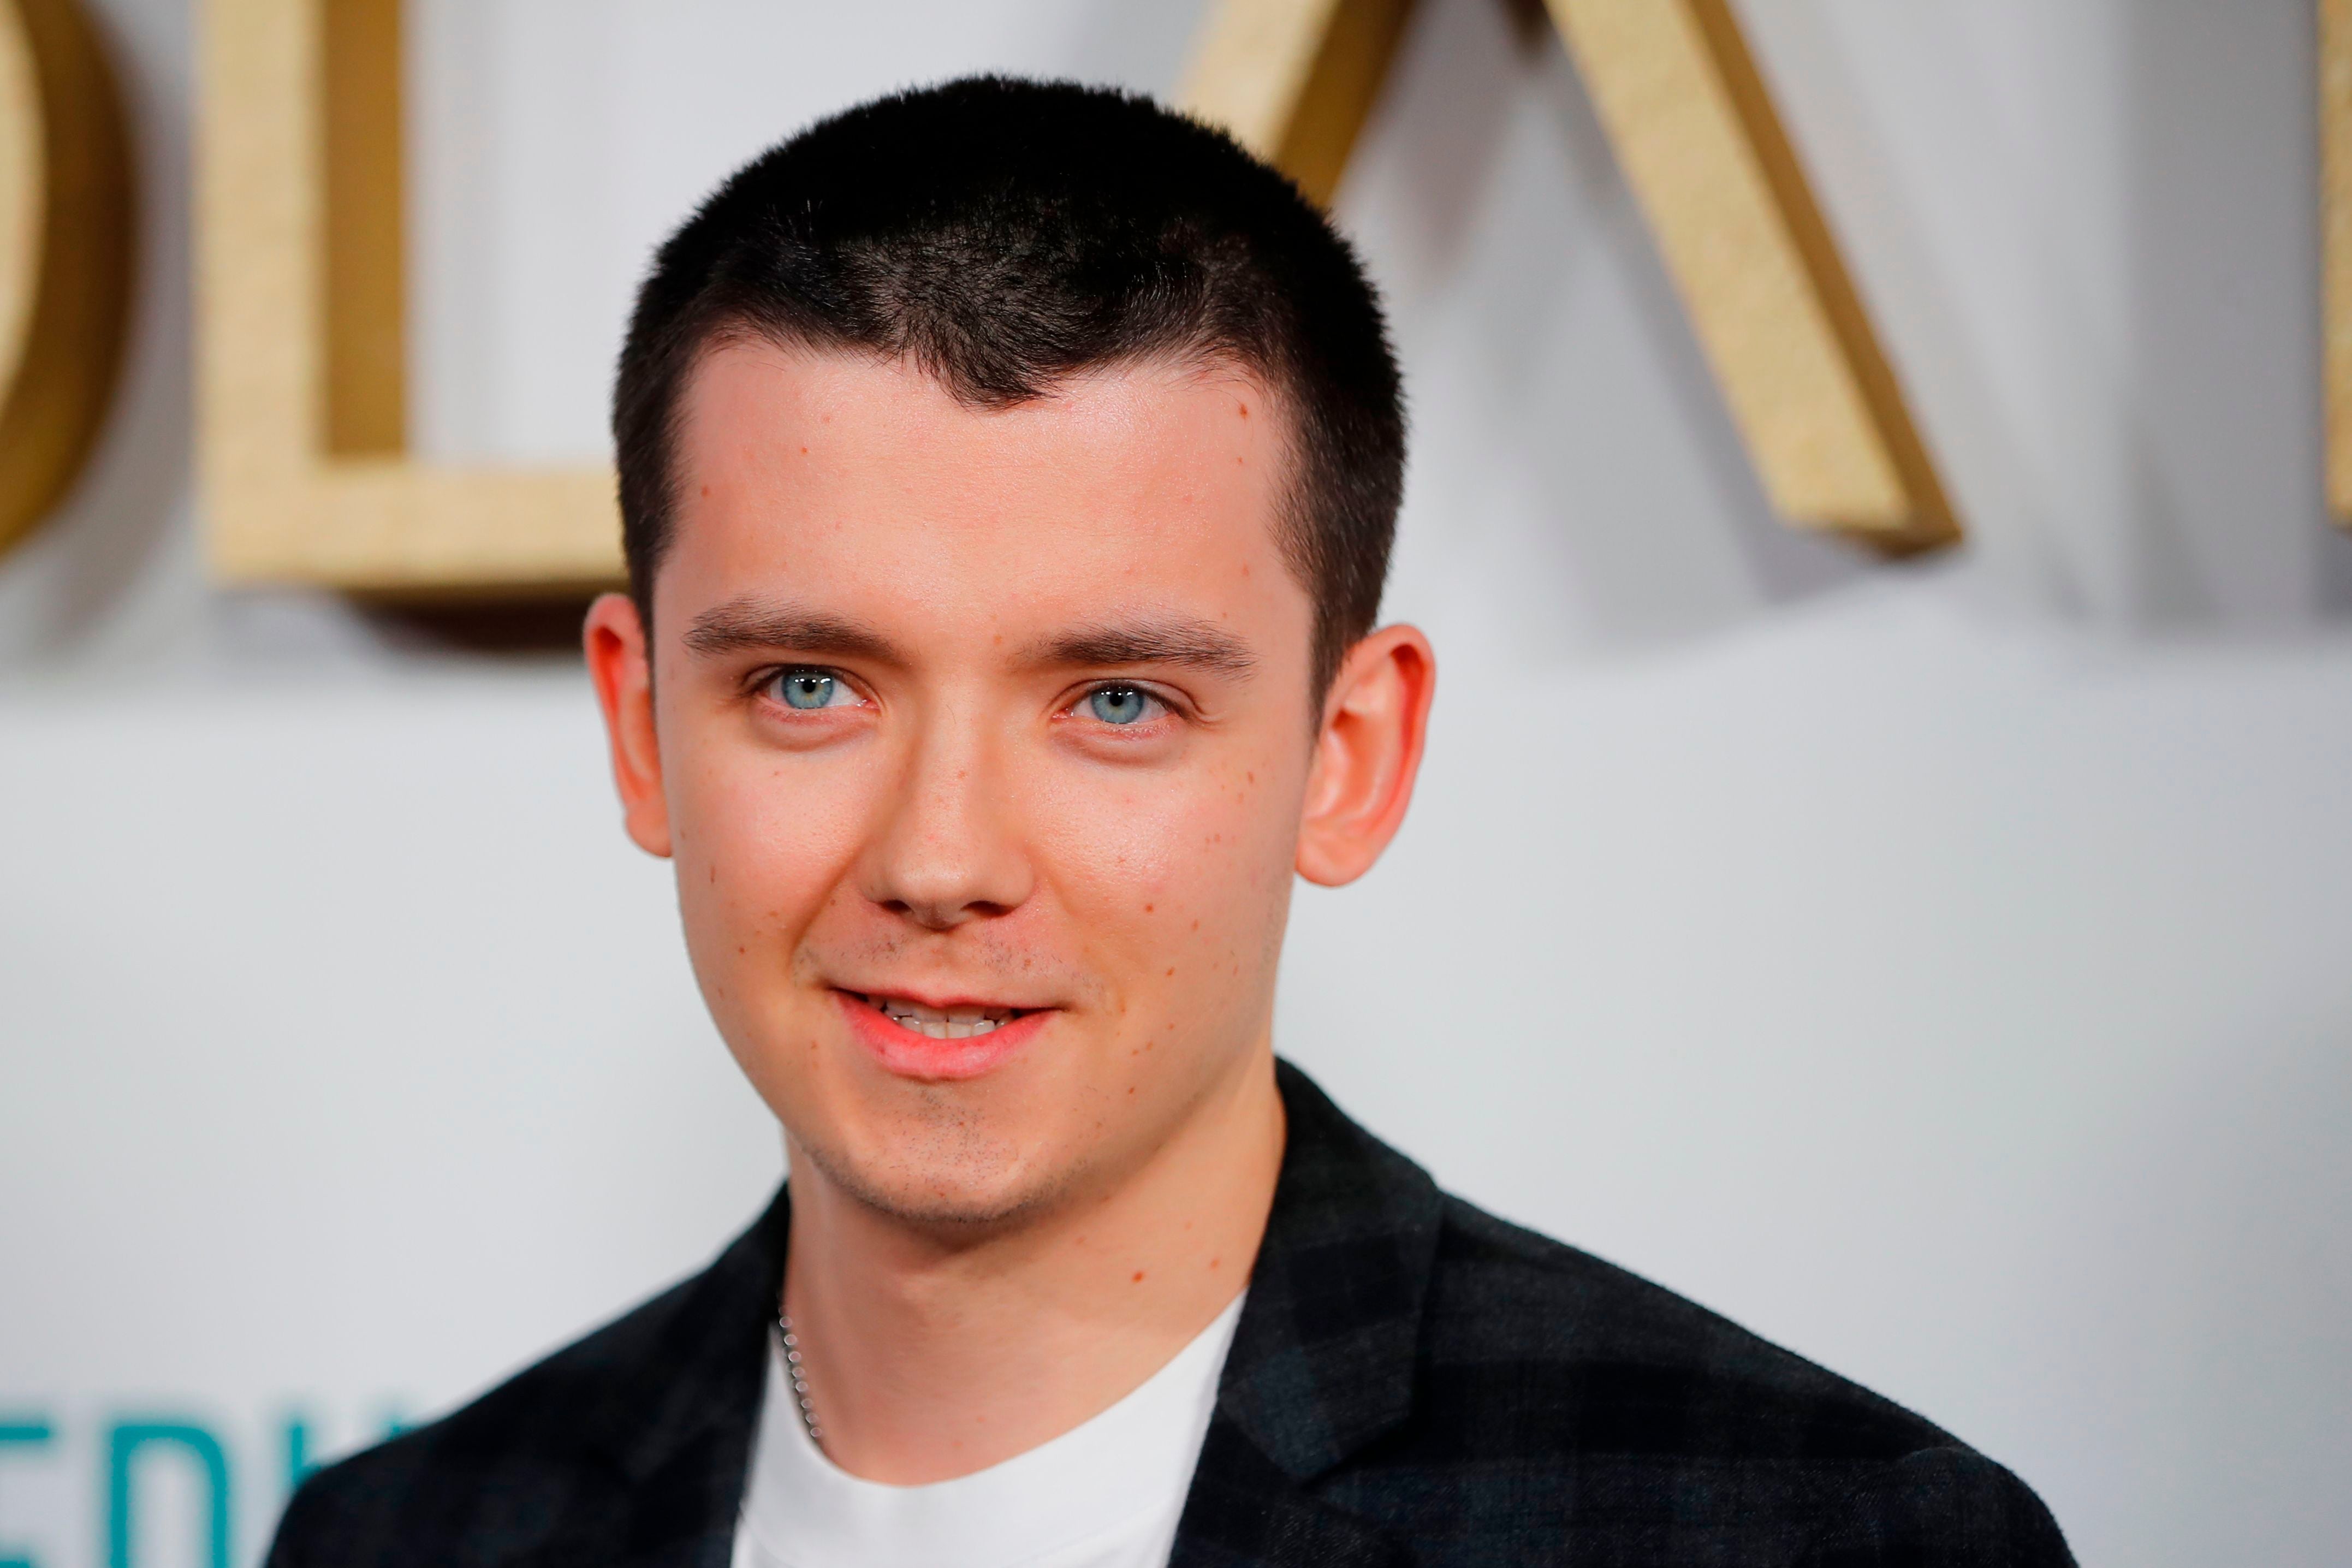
[657,344,1310,657]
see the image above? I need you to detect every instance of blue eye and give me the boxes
[1087,686,1155,725]
[774,670,842,710]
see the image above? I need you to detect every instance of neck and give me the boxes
[779,1048,1285,1484]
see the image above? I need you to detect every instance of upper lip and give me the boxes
[836,984,1050,1014]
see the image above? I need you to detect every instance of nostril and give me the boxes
[880,897,1014,928]
[894,900,975,933]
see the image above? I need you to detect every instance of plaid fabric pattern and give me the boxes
[268,1062,2072,1567]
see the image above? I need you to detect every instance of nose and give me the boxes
[859,709,1035,931]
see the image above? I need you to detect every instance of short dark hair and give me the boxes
[613,76,1405,699]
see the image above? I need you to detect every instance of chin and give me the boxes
[791,1102,1085,1232]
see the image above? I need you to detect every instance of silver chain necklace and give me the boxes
[774,1311,826,1449]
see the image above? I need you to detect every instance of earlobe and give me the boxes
[1295,625,1436,887]
[583,592,674,859]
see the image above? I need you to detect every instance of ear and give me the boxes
[1296,625,1436,887]
[584,592,674,859]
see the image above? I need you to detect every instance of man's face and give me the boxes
[629,344,1322,1225]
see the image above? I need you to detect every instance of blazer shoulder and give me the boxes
[265,1271,705,1568]
[1801,1444,2076,1565]
[1427,1193,1957,1457]
[1415,1196,2074,1559]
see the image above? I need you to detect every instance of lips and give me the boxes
[836,989,1052,1081]
[856,992,1026,1040]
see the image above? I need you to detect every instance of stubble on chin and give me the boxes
[789,1085,1082,1234]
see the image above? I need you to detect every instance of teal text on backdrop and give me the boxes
[0,1407,406,1568]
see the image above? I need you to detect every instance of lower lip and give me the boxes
[836,991,1051,1082]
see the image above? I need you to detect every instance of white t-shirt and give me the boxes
[729,1293,1245,1568]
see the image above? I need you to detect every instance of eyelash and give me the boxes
[750,665,866,706]
[747,668,1191,726]
[1064,681,1189,726]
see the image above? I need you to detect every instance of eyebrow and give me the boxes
[681,598,902,663]
[680,598,1257,680]
[1030,619,1258,678]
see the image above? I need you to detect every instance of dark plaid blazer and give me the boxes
[269,1061,2072,1567]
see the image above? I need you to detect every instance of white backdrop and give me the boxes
[4,2,2349,1565]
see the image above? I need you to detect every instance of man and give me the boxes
[269,78,2070,1567]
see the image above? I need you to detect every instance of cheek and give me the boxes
[669,739,873,970]
[1038,750,1302,1006]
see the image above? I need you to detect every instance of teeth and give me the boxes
[865,994,1014,1040]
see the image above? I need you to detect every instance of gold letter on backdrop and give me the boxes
[1177,0,1419,213]
[1181,0,1961,553]
[203,0,617,593]
[204,0,1961,593]
[0,0,133,562]
[2321,0,2352,530]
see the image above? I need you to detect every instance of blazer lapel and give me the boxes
[523,1184,792,1568]
[1174,1418,1411,1568]
[1171,1061,1445,1567]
